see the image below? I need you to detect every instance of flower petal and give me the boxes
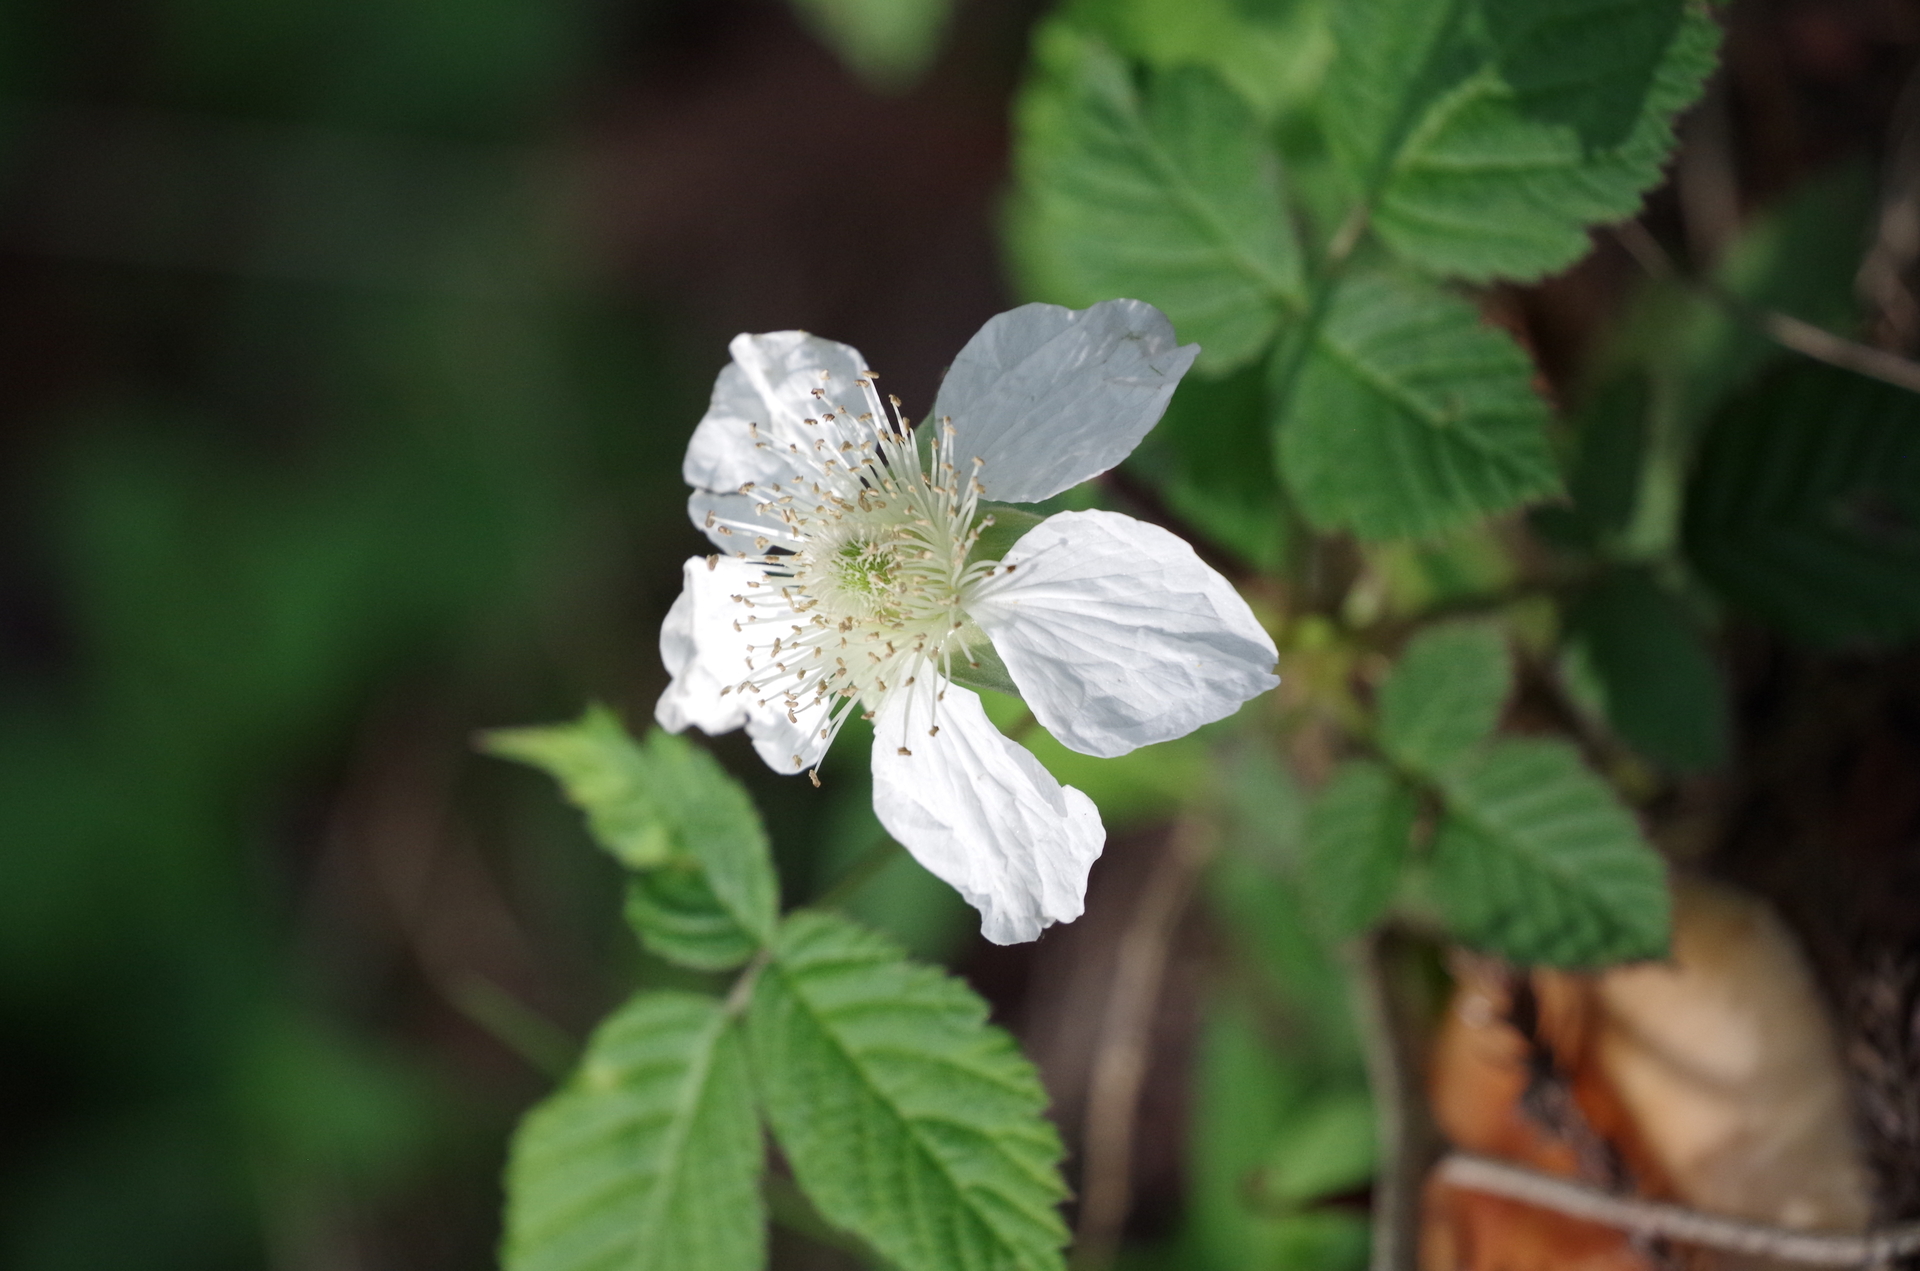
[682,333,884,494]
[968,510,1278,758]
[653,555,834,774]
[931,299,1198,504]
[870,681,1104,944]
[655,557,752,735]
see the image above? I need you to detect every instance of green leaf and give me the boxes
[1432,738,1669,966]
[787,0,952,90]
[1567,569,1727,771]
[1013,26,1304,371]
[1376,620,1512,776]
[1323,0,1718,280]
[748,911,1069,1271]
[503,992,763,1271]
[485,708,779,965]
[1304,760,1416,937]
[483,705,673,867]
[1685,359,1920,647]
[1274,270,1560,540]
[1087,0,1335,125]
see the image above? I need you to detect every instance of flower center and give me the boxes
[718,370,1002,774]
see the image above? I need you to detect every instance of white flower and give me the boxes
[655,299,1279,943]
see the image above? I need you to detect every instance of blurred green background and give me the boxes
[0,0,1054,1264]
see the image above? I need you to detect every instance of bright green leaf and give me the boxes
[1685,359,1920,647]
[749,911,1069,1271]
[1567,569,1728,771]
[1090,0,1335,125]
[1432,738,1669,966]
[1377,621,1512,776]
[1275,271,1560,540]
[485,709,779,965]
[503,992,763,1271]
[788,0,952,90]
[1304,760,1416,937]
[1259,1088,1376,1209]
[1323,0,1718,280]
[1013,26,1303,371]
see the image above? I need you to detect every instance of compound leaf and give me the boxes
[1432,738,1669,966]
[749,911,1069,1271]
[503,992,763,1271]
[1276,270,1560,540]
[1014,26,1303,371]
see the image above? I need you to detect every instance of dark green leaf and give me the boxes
[749,911,1069,1271]
[503,992,763,1271]
[1432,739,1669,966]
[1377,622,1512,777]
[1685,359,1920,647]
[1323,0,1718,280]
[1304,760,1416,937]
[1567,569,1727,770]
[1013,26,1303,371]
[1275,271,1560,540]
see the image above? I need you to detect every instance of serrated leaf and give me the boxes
[1432,738,1669,966]
[1324,0,1718,280]
[749,911,1069,1271]
[503,992,763,1271]
[1304,760,1416,937]
[788,0,952,90]
[1013,26,1303,371]
[485,708,778,966]
[1376,621,1512,776]
[1567,568,1727,771]
[1685,359,1920,647]
[1275,271,1560,540]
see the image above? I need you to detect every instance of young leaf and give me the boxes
[1431,738,1669,966]
[1014,26,1303,371]
[1304,759,1417,937]
[1376,622,1512,777]
[503,992,763,1271]
[1323,0,1718,281]
[1567,568,1728,771]
[1685,359,1920,647]
[485,709,779,966]
[748,911,1069,1271]
[1274,271,1560,540]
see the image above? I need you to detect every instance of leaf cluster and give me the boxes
[486,708,1071,1271]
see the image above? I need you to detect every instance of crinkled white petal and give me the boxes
[968,510,1278,759]
[655,559,751,735]
[869,680,1104,945]
[682,332,880,493]
[930,299,1198,505]
[687,489,803,554]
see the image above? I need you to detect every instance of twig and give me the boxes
[1072,818,1214,1269]
[1352,929,1445,1271]
[1437,1152,1920,1266]
[1612,221,1920,396]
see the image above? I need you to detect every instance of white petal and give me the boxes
[682,333,884,494]
[968,510,1278,759]
[748,694,833,775]
[655,560,750,736]
[687,489,802,554]
[869,681,1104,945]
[930,300,1199,504]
